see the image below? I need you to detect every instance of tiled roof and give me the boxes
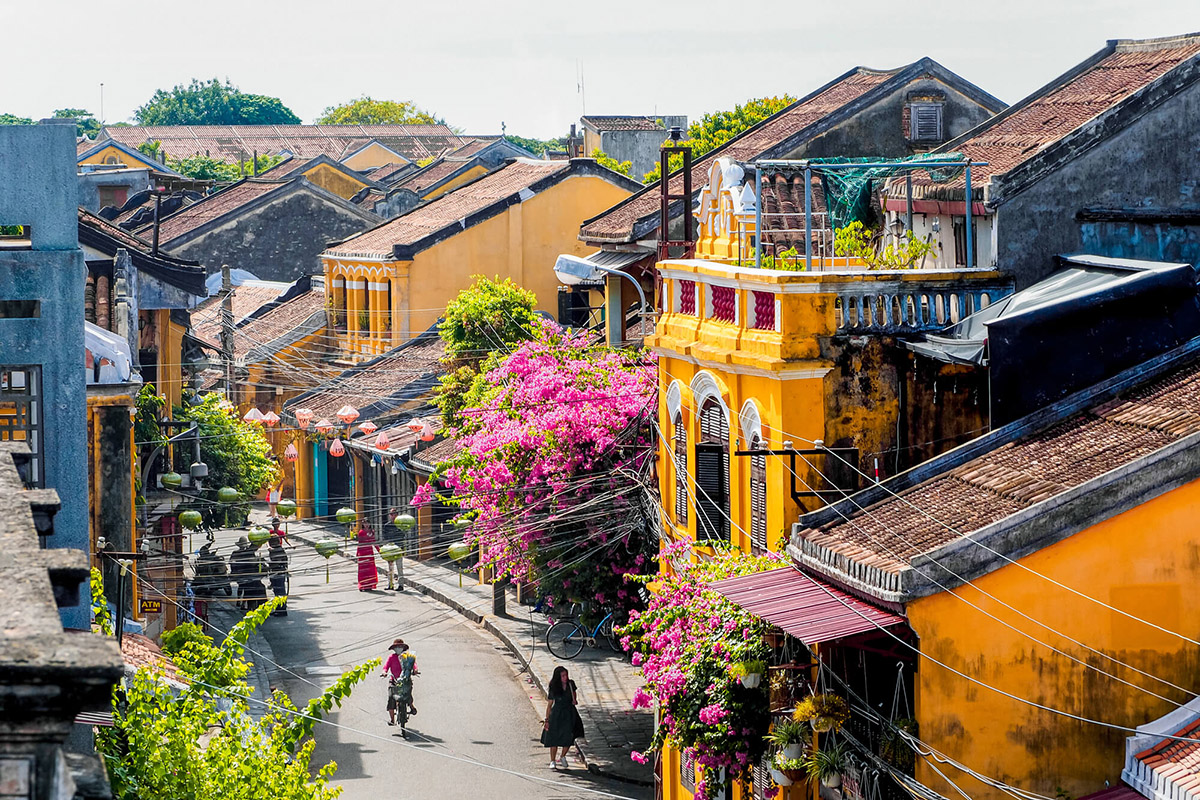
[285,332,446,420]
[445,138,499,158]
[580,68,895,242]
[79,206,151,252]
[365,162,409,182]
[150,179,285,244]
[77,137,97,155]
[393,158,471,193]
[911,34,1200,197]
[796,357,1200,574]
[581,116,663,132]
[327,160,570,258]
[410,434,462,468]
[191,282,291,346]
[354,189,386,210]
[257,156,311,178]
[1135,718,1200,785]
[121,633,185,685]
[234,288,326,360]
[101,124,467,163]
[758,172,829,252]
[348,416,442,456]
[78,207,208,298]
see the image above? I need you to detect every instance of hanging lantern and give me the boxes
[217,486,240,503]
[314,419,334,434]
[336,405,360,425]
[406,418,424,432]
[420,421,435,442]
[276,498,297,518]
[295,408,314,429]
[358,420,378,436]
[328,438,345,457]
[447,540,472,561]
[393,513,416,530]
[379,543,404,562]
[243,407,265,423]
[283,442,299,462]
[178,509,203,530]
[315,538,340,582]
[453,516,472,530]
[375,430,391,450]
[247,525,271,545]
[262,411,280,427]
[335,507,357,525]
[160,471,183,489]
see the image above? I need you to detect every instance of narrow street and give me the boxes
[211,522,651,800]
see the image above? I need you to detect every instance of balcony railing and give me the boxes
[834,281,1012,334]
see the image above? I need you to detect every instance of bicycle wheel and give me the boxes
[600,617,624,653]
[547,620,585,659]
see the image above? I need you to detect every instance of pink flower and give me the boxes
[630,751,648,764]
[631,688,653,709]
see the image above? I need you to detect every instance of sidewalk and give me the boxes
[282,516,653,785]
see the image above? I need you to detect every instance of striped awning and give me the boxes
[709,567,906,644]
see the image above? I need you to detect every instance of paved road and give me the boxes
[244,532,651,800]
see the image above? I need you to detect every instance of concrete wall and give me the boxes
[595,117,687,182]
[169,190,377,282]
[994,80,1200,289]
[78,168,153,213]
[0,120,90,628]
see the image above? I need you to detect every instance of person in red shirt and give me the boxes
[381,639,418,725]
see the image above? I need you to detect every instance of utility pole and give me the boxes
[220,264,234,399]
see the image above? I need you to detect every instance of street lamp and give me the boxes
[553,254,649,346]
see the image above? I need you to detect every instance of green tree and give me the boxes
[642,95,796,183]
[0,113,32,125]
[317,96,443,126]
[505,134,566,156]
[135,78,300,126]
[165,152,282,182]
[590,148,632,177]
[93,578,375,800]
[434,276,540,426]
[53,108,100,138]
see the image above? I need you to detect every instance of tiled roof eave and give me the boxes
[787,536,909,604]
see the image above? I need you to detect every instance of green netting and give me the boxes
[806,153,967,231]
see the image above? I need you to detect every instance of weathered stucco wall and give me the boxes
[170,191,376,282]
[995,79,1200,289]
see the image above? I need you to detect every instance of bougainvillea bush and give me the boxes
[416,321,657,623]
[621,544,782,798]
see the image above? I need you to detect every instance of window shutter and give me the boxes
[695,444,727,542]
[681,749,696,791]
[911,103,943,141]
[673,416,688,525]
[750,437,767,553]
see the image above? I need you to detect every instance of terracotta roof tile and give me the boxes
[327,160,569,258]
[410,433,462,467]
[580,69,894,242]
[364,163,409,182]
[191,282,291,346]
[234,288,326,360]
[121,633,185,684]
[581,116,663,132]
[797,359,1200,572]
[151,179,285,244]
[393,159,473,193]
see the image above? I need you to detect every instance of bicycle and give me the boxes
[546,610,623,659]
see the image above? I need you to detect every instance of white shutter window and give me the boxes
[911,103,943,142]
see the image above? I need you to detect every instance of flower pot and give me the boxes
[821,773,842,788]
[739,672,762,689]
[769,768,793,787]
[811,716,835,733]
[783,744,804,760]
[782,768,805,782]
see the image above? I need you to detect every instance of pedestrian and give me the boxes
[267,534,288,616]
[265,460,283,517]
[381,507,403,589]
[381,639,418,725]
[356,526,379,591]
[542,666,582,770]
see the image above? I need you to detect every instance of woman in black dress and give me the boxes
[542,666,580,769]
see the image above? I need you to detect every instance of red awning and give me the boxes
[709,567,906,645]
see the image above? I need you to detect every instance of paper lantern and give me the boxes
[243,407,264,423]
[336,405,360,424]
[276,498,297,518]
[160,471,183,488]
[314,418,334,434]
[453,516,472,530]
[393,513,416,530]
[295,408,314,429]
[420,421,435,442]
[315,537,340,582]
[406,418,424,432]
[447,541,472,561]
[283,442,299,462]
[247,526,271,545]
[374,430,391,450]
[379,543,404,562]
[217,486,240,503]
[178,509,203,530]
[335,507,356,525]
[328,438,345,457]
[262,411,280,427]
[358,420,378,436]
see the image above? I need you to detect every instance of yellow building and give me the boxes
[259,154,382,200]
[321,158,642,360]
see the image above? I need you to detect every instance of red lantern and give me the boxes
[243,407,264,423]
[358,420,378,436]
[295,408,314,429]
[314,418,334,434]
[406,418,424,432]
[374,430,391,450]
[336,405,360,425]
[329,438,346,457]
[284,442,299,462]
[420,421,435,442]
[262,410,280,427]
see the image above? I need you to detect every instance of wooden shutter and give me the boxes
[697,400,730,542]
[750,435,767,553]
[680,749,696,792]
[673,416,687,525]
[911,103,943,141]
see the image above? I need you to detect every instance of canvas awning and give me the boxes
[554,249,652,287]
[708,567,906,645]
[85,321,134,385]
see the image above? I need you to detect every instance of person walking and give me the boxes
[381,639,418,725]
[267,534,289,616]
[355,526,379,591]
[542,666,581,770]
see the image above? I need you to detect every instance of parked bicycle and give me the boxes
[546,610,622,659]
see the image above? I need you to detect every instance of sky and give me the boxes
[3,0,1199,139]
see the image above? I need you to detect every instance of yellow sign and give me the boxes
[139,598,162,615]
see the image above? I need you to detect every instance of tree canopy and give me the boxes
[135,79,300,126]
[505,134,566,157]
[0,113,32,125]
[591,148,632,177]
[316,96,444,126]
[642,95,796,183]
[53,108,99,138]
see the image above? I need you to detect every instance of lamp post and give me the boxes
[553,255,650,347]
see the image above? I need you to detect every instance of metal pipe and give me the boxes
[965,163,974,269]
[905,174,914,234]
[754,159,988,170]
[804,167,813,271]
[754,167,762,270]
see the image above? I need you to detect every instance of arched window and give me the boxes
[749,433,767,554]
[673,413,687,526]
[695,399,730,542]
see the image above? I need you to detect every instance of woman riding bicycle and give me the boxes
[382,639,418,726]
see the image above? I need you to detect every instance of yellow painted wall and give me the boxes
[158,313,186,413]
[907,476,1200,799]
[422,164,488,200]
[342,143,408,171]
[301,163,369,200]
[80,144,148,169]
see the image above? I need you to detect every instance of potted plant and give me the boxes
[357,309,370,332]
[880,717,918,772]
[731,659,767,688]
[766,717,809,760]
[805,741,849,788]
[794,692,850,733]
[771,751,805,785]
